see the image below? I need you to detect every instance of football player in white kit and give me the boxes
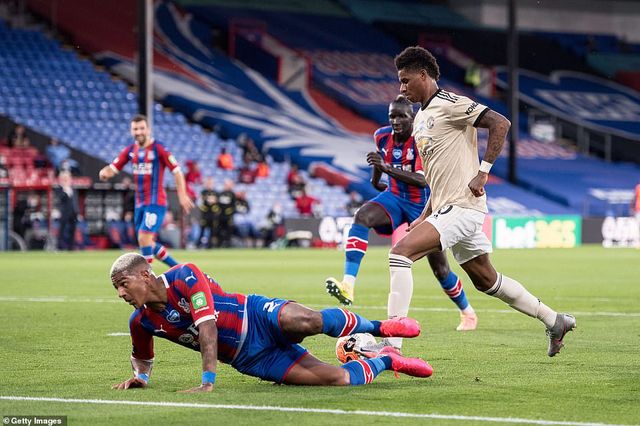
[389,46,575,357]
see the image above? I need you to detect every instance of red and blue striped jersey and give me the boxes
[110,140,180,207]
[374,126,428,204]
[128,263,247,364]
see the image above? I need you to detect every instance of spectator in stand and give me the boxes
[238,154,256,184]
[24,197,47,250]
[234,191,260,248]
[295,188,320,217]
[244,138,263,163]
[8,124,30,148]
[198,177,220,249]
[184,159,202,201]
[46,138,79,175]
[55,171,79,250]
[287,163,301,186]
[262,201,285,248]
[345,191,363,216]
[255,159,270,179]
[217,179,237,248]
[217,147,234,170]
[288,173,306,200]
[123,210,137,246]
[159,210,181,249]
[119,176,135,218]
[13,193,32,239]
[0,155,8,180]
[237,133,263,163]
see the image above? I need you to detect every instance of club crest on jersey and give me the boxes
[407,149,414,161]
[166,309,180,323]
[427,116,435,129]
[392,148,403,159]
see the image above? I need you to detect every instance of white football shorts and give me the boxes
[426,204,492,264]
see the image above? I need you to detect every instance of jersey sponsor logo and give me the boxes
[144,212,158,228]
[132,162,153,175]
[191,291,208,310]
[392,148,402,159]
[154,324,166,334]
[465,102,479,115]
[263,300,282,313]
[178,298,191,313]
[166,309,180,323]
[168,154,178,166]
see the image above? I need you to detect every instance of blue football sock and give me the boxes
[439,271,470,311]
[341,357,391,385]
[321,308,381,337]
[344,223,369,279]
[153,243,178,267]
[140,245,154,264]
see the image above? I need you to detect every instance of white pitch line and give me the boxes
[106,332,129,336]
[0,396,634,426]
[0,296,639,318]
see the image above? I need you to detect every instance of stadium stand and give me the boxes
[17,1,640,222]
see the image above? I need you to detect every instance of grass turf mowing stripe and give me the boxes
[0,296,638,318]
[0,396,634,426]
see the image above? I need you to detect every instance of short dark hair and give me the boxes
[131,114,148,124]
[394,46,440,81]
[391,94,413,109]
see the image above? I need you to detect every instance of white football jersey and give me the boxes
[412,89,489,214]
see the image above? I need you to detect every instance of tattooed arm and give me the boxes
[468,110,511,197]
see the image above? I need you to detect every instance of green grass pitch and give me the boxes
[0,246,639,425]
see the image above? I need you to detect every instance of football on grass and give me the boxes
[335,333,378,363]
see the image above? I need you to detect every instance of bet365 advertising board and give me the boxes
[491,215,582,249]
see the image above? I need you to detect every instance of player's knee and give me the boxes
[301,313,323,334]
[389,244,410,258]
[353,210,374,228]
[327,368,351,386]
[431,264,450,281]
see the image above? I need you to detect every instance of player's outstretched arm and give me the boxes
[468,110,510,197]
[178,319,218,393]
[112,358,153,390]
[174,171,195,213]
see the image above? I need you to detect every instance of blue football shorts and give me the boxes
[231,295,308,383]
[368,191,425,236]
[134,204,167,235]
